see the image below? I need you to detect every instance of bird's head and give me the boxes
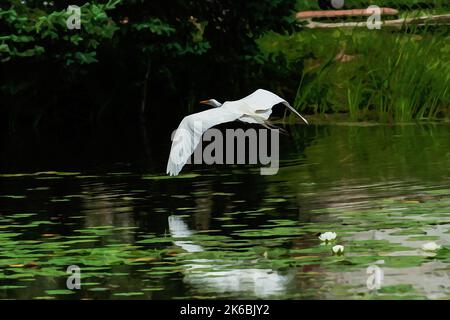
[200,99,222,108]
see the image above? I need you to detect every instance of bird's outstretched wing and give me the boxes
[166,107,241,176]
[240,89,308,124]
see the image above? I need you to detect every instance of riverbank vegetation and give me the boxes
[0,0,296,129]
[1,0,449,128]
[297,0,450,13]
[258,0,450,122]
[258,28,449,122]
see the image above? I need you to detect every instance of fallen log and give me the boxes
[301,13,450,29]
[296,8,399,20]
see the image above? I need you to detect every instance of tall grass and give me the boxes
[297,0,450,11]
[258,28,450,122]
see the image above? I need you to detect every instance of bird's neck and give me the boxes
[211,100,222,108]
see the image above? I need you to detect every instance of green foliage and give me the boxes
[0,1,120,64]
[297,0,450,11]
[1,0,297,67]
[0,0,298,127]
[258,28,450,121]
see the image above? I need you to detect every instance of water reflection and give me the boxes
[168,215,291,298]
[326,261,450,300]
[168,216,203,253]
[1,123,450,299]
[81,182,137,244]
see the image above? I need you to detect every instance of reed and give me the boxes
[297,0,450,12]
[258,27,450,122]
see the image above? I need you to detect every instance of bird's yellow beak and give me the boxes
[199,100,209,105]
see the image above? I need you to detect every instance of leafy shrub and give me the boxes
[0,0,298,127]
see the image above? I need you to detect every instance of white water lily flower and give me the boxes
[319,232,337,242]
[332,245,345,254]
[422,242,441,251]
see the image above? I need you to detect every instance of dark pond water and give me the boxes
[1,123,450,299]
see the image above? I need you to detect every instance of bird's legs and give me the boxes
[252,115,288,135]
[263,120,288,135]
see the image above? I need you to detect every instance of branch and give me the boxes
[296,8,399,19]
[301,13,450,29]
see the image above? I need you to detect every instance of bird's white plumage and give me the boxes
[236,89,286,112]
[167,107,241,176]
[233,89,308,124]
[166,89,307,176]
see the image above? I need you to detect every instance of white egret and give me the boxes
[166,89,308,176]
[168,215,291,297]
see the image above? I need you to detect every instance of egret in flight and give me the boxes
[166,89,308,176]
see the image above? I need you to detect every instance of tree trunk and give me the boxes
[140,61,151,123]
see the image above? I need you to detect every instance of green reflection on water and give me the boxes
[1,124,450,299]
